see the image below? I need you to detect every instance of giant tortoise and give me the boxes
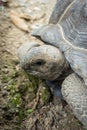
[18,0,87,128]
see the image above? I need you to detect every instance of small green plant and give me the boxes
[26,109,34,114]
[40,82,51,105]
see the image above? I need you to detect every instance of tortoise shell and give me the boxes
[60,0,87,49]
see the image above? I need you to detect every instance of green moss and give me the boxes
[1,55,41,122]
[5,82,22,109]
[26,109,34,114]
[10,93,22,108]
[41,86,51,104]
[3,68,40,121]
[1,74,12,83]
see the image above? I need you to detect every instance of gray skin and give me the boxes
[18,42,67,80]
[18,0,87,128]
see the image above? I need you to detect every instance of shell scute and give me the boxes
[60,0,87,49]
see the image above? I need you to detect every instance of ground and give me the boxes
[0,0,85,130]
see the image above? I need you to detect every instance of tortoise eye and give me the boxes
[35,59,46,66]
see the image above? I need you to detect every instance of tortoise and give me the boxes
[18,0,87,128]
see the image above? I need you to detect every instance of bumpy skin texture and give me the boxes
[62,73,87,128]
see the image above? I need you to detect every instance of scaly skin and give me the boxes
[62,73,87,128]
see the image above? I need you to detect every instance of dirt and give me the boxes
[0,0,85,130]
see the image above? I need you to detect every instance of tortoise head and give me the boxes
[18,42,66,80]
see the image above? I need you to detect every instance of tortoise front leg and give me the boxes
[62,73,87,128]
